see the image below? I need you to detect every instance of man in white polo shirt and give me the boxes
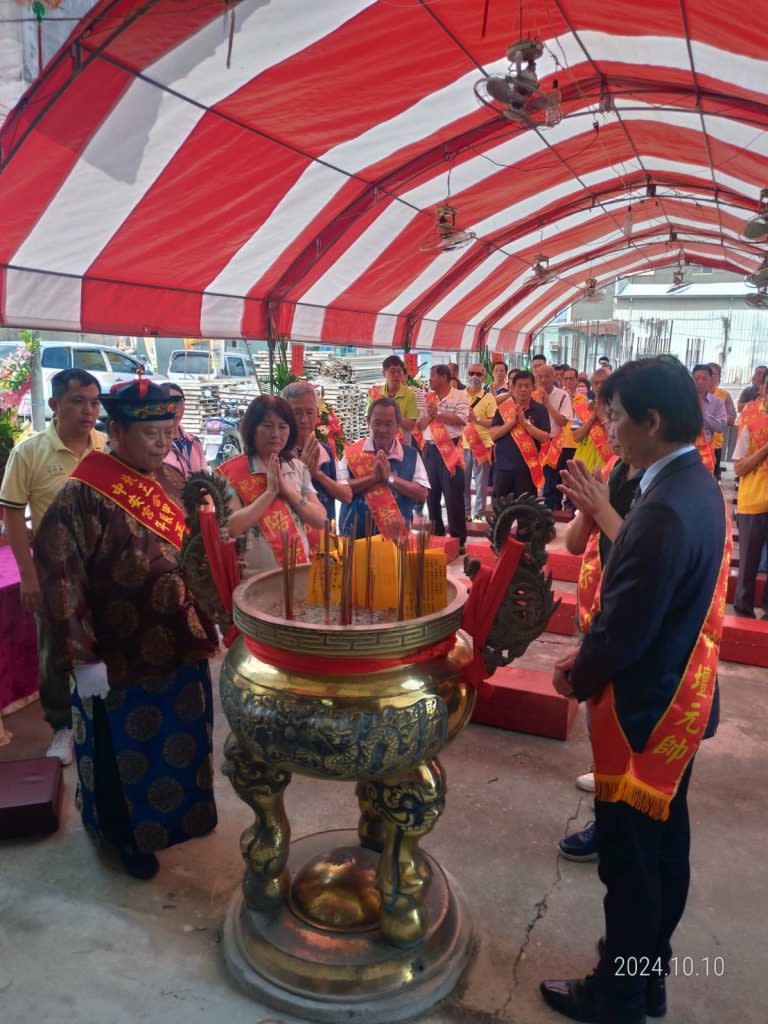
[0,368,105,763]
[538,363,574,511]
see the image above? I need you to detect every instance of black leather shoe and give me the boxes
[539,975,646,1023]
[596,939,667,1017]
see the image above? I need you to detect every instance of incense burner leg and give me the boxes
[361,758,447,947]
[355,780,385,853]
[222,734,292,911]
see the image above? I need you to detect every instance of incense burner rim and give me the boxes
[232,565,468,659]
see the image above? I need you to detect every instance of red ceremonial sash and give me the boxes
[71,451,187,550]
[589,416,612,464]
[694,432,715,473]
[589,497,733,821]
[498,399,544,490]
[344,439,406,539]
[749,410,768,451]
[424,391,462,475]
[464,405,492,465]
[216,454,309,565]
[740,399,764,436]
[575,456,620,633]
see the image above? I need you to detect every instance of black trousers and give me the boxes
[493,465,535,501]
[423,442,466,542]
[734,512,768,616]
[714,447,722,480]
[542,446,576,511]
[595,759,695,1015]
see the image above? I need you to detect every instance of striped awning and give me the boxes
[0,0,766,352]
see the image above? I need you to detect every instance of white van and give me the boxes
[0,340,168,419]
[167,348,251,381]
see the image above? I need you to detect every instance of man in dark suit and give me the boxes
[541,356,729,1024]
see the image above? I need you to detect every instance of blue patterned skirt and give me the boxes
[71,660,217,852]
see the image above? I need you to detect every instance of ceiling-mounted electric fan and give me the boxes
[419,203,477,253]
[667,261,691,293]
[742,188,768,242]
[581,278,606,303]
[474,38,563,128]
[745,288,768,309]
[530,254,555,286]
[746,256,768,290]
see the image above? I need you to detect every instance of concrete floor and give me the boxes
[1,639,766,1024]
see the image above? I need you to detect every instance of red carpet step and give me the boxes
[472,666,578,740]
[719,616,768,667]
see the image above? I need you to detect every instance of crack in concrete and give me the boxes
[489,793,587,1021]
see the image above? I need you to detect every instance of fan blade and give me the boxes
[743,216,768,241]
[745,292,768,309]
[485,76,515,104]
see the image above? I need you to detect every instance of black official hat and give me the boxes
[101,374,181,423]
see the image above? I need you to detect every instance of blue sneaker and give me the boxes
[558,820,598,861]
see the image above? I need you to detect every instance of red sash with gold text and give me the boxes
[344,439,406,539]
[575,456,620,634]
[589,497,732,820]
[464,399,493,465]
[71,451,187,550]
[589,416,613,464]
[498,399,544,490]
[216,454,309,565]
[694,432,715,473]
[424,391,462,475]
[740,399,765,436]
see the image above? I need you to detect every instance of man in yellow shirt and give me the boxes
[463,363,497,520]
[732,390,768,618]
[367,355,419,441]
[0,368,105,763]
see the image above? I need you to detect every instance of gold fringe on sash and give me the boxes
[594,773,673,822]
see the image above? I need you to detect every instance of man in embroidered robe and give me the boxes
[542,357,728,1024]
[33,378,219,881]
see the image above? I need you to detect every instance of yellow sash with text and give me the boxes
[740,398,764,436]
[344,439,406,539]
[588,497,732,821]
[424,391,462,475]
[216,454,309,565]
[497,399,544,490]
[71,451,187,550]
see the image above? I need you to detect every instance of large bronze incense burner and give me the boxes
[180,479,557,1022]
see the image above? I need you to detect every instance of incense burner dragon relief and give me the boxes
[181,483,557,1022]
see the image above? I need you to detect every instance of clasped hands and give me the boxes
[558,458,610,517]
[264,453,299,503]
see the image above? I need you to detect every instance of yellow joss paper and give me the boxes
[402,550,447,617]
[306,535,447,615]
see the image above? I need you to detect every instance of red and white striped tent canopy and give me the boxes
[0,0,766,353]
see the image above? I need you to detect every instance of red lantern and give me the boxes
[290,344,305,375]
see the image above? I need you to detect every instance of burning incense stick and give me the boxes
[364,511,374,624]
[280,529,298,620]
[322,519,332,625]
